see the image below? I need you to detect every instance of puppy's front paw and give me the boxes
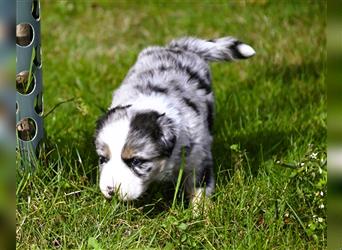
[190,188,213,217]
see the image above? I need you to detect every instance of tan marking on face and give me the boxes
[121,146,135,160]
[157,159,166,173]
[103,144,111,159]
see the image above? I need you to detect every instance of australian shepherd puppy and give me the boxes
[95,37,255,205]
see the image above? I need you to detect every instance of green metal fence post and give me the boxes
[16,0,43,163]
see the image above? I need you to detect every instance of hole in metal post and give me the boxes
[16,118,37,141]
[32,0,40,20]
[33,46,42,67]
[16,71,35,95]
[16,23,34,47]
[34,93,43,116]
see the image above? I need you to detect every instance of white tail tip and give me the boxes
[237,44,256,58]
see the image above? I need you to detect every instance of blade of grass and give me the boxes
[43,97,75,118]
[172,147,185,210]
[26,48,35,94]
[285,200,308,239]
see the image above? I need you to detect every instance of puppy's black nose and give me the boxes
[107,186,114,196]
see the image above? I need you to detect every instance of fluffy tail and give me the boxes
[168,36,255,62]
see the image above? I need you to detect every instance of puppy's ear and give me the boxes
[95,104,132,138]
[108,104,132,113]
[157,114,176,157]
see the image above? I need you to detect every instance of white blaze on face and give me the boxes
[97,118,145,200]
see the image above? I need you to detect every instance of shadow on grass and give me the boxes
[41,127,99,184]
[212,59,325,182]
[263,61,323,82]
[213,128,291,178]
[242,60,324,90]
[133,182,182,216]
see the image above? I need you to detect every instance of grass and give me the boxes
[16,1,327,249]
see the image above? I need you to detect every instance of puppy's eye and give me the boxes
[131,158,143,167]
[123,157,148,168]
[99,156,109,165]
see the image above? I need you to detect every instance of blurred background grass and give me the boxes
[14,1,329,249]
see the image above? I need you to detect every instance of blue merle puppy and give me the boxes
[95,37,255,204]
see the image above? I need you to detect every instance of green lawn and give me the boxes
[16,1,327,249]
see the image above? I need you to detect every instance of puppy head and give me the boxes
[95,106,176,201]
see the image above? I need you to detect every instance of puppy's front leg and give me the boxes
[185,161,215,215]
